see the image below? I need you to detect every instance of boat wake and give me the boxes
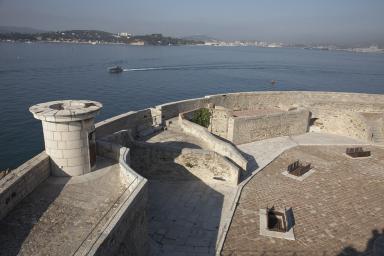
[123,67,164,71]
[122,64,261,72]
[122,64,298,72]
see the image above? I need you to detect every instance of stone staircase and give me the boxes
[371,125,384,144]
[369,119,384,145]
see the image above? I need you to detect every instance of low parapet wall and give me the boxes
[0,152,50,221]
[206,91,384,113]
[228,108,310,144]
[84,139,148,256]
[157,97,210,121]
[178,115,248,171]
[95,108,161,139]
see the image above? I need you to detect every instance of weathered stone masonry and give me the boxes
[29,100,102,176]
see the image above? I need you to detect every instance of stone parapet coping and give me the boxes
[30,100,102,122]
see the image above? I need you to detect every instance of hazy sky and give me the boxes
[1,0,383,45]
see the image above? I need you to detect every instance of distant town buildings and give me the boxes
[203,40,284,48]
[117,32,132,38]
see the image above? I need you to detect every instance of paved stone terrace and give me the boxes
[0,158,127,256]
[222,145,384,256]
[148,180,236,255]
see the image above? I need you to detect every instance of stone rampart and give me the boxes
[95,108,161,139]
[228,108,310,144]
[157,97,210,121]
[0,152,50,220]
[5,91,384,255]
[206,91,384,112]
[93,91,384,148]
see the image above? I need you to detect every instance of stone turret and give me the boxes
[29,100,102,176]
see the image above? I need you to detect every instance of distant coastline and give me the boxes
[1,29,383,53]
[0,30,204,46]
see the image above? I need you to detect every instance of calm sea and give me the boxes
[1,42,384,170]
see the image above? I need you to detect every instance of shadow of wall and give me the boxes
[129,140,226,255]
[337,229,384,256]
[0,177,68,255]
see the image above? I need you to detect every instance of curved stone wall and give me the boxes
[178,115,248,170]
[99,129,240,185]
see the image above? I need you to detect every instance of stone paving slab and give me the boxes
[148,180,237,255]
[222,145,384,256]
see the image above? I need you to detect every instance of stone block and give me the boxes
[60,131,82,141]
[57,140,84,150]
[53,131,62,141]
[45,121,57,131]
[56,123,69,131]
[45,139,58,149]
[52,158,68,167]
[43,130,54,140]
[82,119,94,130]
[68,122,82,131]
[67,156,85,167]
[49,149,63,158]
[62,148,83,158]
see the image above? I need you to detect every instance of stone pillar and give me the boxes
[30,100,102,177]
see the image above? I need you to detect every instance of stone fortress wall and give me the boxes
[158,91,384,144]
[209,106,310,145]
[0,152,50,220]
[2,91,384,255]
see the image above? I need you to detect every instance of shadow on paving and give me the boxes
[337,229,384,256]
[0,178,68,255]
[130,141,228,255]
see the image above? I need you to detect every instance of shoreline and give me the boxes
[1,40,383,53]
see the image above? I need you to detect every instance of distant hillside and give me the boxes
[0,26,47,34]
[182,35,218,42]
[0,30,204,46]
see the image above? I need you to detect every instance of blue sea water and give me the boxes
[0,42,384,170]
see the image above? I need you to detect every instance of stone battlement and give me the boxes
[1,91,383,255]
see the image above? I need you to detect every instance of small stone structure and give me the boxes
[266,207,288,232]
[30,100,102,176]
[287,160,311,176]
[345,147,371,158]
[207,105,310,145]
[259,207,295,240]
